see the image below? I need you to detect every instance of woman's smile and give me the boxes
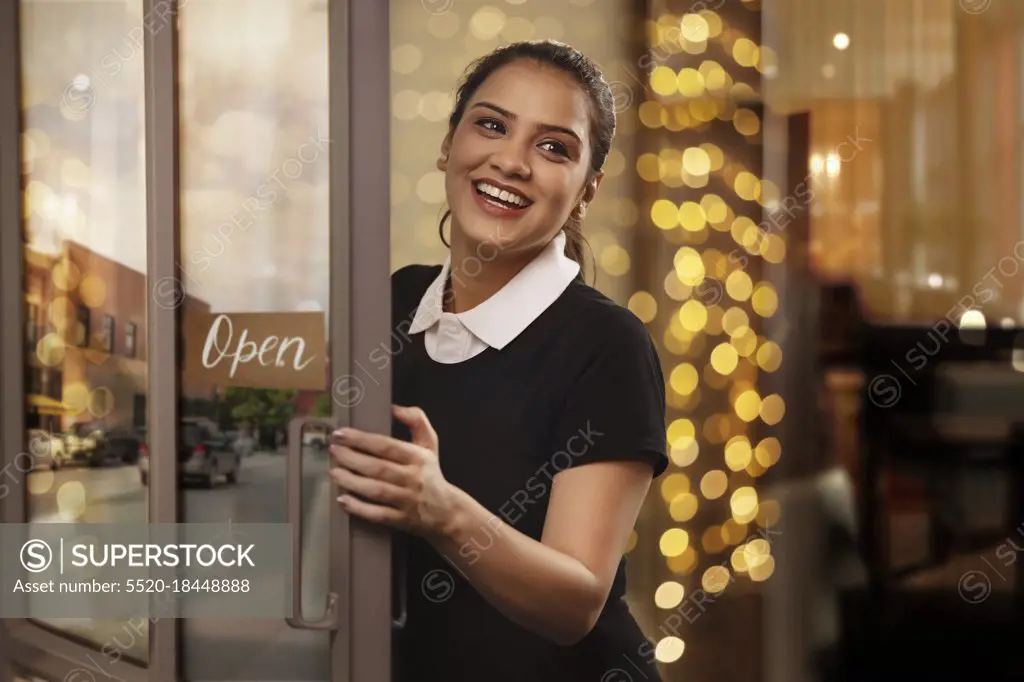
[471,178,534,219]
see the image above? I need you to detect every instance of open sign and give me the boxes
[185,312,326,390]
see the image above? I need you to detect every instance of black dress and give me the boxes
[389,264,668,682]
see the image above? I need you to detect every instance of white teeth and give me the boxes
[475,181,528,207]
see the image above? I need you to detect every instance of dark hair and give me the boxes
[437,40,617,280]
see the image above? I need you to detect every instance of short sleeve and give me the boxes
[549,321,668,477]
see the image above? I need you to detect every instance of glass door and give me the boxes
[0,1,393,681]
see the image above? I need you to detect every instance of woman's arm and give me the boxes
[428,459,653,646]
[329,405,655,646]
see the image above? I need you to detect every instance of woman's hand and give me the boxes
[328,404,460,540]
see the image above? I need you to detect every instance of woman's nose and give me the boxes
[489,144,531,179]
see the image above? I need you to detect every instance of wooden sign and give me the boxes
[185,312,325,390]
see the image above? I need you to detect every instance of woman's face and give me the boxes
[439,60,601,256]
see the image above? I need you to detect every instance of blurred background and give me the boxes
[4,0,1024,681]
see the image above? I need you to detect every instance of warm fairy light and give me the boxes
[751,282,779,316]
[680,13,710,42]
[702,565,731,593]
[733,171,761,201]
[729,215,754,243]
[628,291,658,323]
[722,307,750,335]
[639,101,663,129]
[724,436,753,471]
[643,5,778,636]
[650,65,679,96]
[725,270,753,301]
[655,581,686,609]
[667,418,696,445]
[709,343,739,374]
[700,192,728,223]
[37,333,66,366]
[699,469,728,499]
[656,636,686,663]
[677,68,705,97]
[733,108,760,136]
[660,528,691,556]
[660,473,691,502]
[671,436,700,467]
[682,147,711,175]
[721,519,747,545]
[670,363,700,395]
[757,45,779,76]
[652,199,679,229]
[759,394,785,425]
[678,300,708,332]
[699,9,723,37]
[56,481,87,520]
[730,486,759,523]
[760,233,786,263]
[636,153,661,182]
[670,492,699,521]
[754,437,782,467]
[832,32,850,50]
[755,340,782,371]
[88,387,114,419]
[749,556,776,581]
[701,526,726,553]
[678,201,707,232]
[598,244,631,276]
[667,546,698,574]
[664,271,692,301]
[733,389,761,422]
[730,327,758,356]
[730,545,750,572]
[731,38,760,67]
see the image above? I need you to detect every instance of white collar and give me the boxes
[408,231,580,350]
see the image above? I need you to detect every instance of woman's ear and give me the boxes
[575,173,604,219]
[437,133,453,172]
[583,172,603,204]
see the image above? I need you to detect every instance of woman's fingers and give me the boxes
[330,444,410,486]
[392,405,439,451]
[332,428,414,464]
[337,494,405,526]
[329,466,410,508]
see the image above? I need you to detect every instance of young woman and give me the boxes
[328,40,668,681]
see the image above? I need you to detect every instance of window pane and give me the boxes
[178,1,331,679]
[20,0,149,661]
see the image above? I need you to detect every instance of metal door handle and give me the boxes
[285,416,339,630]
[392,534,407,629]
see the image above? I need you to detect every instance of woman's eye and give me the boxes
[475,118,505,134]
[539,140,569,157]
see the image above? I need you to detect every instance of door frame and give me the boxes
[0,1,393,680]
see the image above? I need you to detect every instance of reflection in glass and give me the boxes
[20,0,149,661]
[178,0,331,679]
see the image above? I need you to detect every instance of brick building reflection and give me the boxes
[23,239,213,434]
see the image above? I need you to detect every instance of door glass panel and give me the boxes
[178,0,331,679]
[19,0,149,662]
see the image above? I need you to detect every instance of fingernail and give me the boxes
[335,428,349,441]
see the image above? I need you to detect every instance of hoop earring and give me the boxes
[438,209,452,248]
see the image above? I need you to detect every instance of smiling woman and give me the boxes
[330,40,668,682]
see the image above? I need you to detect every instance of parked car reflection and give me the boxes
[25,428,66,471]
[62,422,110,467]
[138,417,241,488]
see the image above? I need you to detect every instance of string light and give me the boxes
[642,3,781,671]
